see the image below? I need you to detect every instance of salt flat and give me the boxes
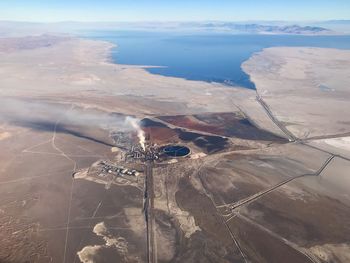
[0,35,350,263]
[243,47,350,139]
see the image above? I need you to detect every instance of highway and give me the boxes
[221,154,335,216]
[256,94,297,142]
[215,154,335,263]
[144,161,156,263]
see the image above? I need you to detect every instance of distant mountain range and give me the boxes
[321,20,350,24]
[196,23,331,34]
[0,20,348,37]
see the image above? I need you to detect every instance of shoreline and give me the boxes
[0,35,245,116]
[3,34,350,140]
[242,46,350,141]
[1,33,350,263]
[87,32,350,91]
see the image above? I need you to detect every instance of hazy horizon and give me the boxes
[1,19,350,24]
[0,0,349,23]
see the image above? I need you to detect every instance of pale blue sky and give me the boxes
[0,0,349,22]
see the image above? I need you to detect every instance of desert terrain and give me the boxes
[0,35,349,263]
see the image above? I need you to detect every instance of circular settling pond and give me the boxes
[162,145,190,157]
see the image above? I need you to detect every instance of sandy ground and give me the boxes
[0,35,245,263]
[243,47,350,139]
[308,137,350,159]
[0,36,240,117]
[1,35,350,263]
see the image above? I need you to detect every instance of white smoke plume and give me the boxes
[0,98,147,149]
[125,116,146,151]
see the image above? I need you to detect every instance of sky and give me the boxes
[0,0,349,23]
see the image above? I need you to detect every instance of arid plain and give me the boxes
[0,34,350,263]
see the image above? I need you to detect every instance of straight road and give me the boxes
[145,161,156,263]
[256,95,297,141]
[220,155,335,213]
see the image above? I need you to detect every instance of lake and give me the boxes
[85,31,350,89]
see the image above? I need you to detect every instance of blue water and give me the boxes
[85,31,350,89]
